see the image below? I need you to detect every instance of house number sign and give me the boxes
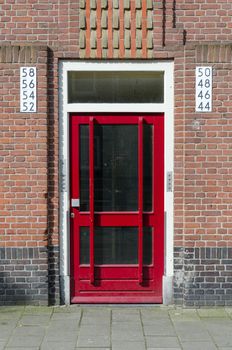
[20,67,37,113]
[195,66,212,112]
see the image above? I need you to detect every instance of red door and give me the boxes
[70,114,164,303]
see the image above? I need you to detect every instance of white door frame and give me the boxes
[58,60,174,304]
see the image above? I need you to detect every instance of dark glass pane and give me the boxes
[94,125,138,211]
[80,226,152,266]
[68,71,164,103]
[95,227,138,264]
[143,125,153,211]
[143,227,152,265]
[80,125,89,211]
[80,227,89,264]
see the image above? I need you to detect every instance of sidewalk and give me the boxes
[0,306,232,350]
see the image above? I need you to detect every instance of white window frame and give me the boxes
[59,61,174,304]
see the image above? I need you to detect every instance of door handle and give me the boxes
[71,198,80,207]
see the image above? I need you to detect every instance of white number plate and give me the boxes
[20,67,37,113]
[196,66,212,112]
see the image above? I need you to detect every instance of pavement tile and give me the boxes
[181,341,217,350]
[24,306,53,315]
[0,312,22,321]
[79,324,110,335]
[18,315,51,326]
[175,329,211,342]
[143,324,176,336]
[112,341,146,350]
[53,305,81,313]
[112,309,141,323]
[47,319,79,332]
[197,308,229,318]
[225,308,232,318]
[0,330,14,342]
[203,319,232,337]
[5,348,40,350]
[169,309,200,321]
[212,336,232,347]
[0,306,25,313]
[7,335,43,348]
[141,308,170,322]
[40,341,77,350]
[146,336,180,348]
[77,334,110,348]
[0,342,7,350]
[44,330,78,342]
[147,348,181,350]
[76,348,110,350]
[12,325,45,337]
[51,312,81,321]
[81,309,111,325]
[112,323,144,341]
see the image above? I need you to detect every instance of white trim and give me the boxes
[59,60,174,305]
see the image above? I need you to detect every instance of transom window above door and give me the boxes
[68,71,164,104]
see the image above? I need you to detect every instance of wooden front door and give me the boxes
[70,114,164,303]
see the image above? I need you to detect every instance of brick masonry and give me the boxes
[174,247,232,307]
[0,246,59,306]
[0,1,232,305]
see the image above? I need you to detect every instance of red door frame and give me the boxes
[70,114,164,303]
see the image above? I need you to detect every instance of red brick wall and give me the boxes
[1,1,232,257]
[0,46,49,248]
[175,45,232,249]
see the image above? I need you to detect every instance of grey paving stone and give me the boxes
[212,336,232,347]
[81,309,111,325]
[0,312,22,321]
[141,308,170,323]
[175,328,211,342]
[112,308,141,323]
[51,311,81,321]
[203,319,232,340]
[41,341,77,350]
[181,341,217,350]
[44,330,78,342]
[53,305,81,313]
[18,315,51,326]
[0,342,7,350]
[5,348,40,350]
[112,341,146,350]
[77,334,110,348]
[143,324,176,336]
[169,309,200,321]
[76,348,110,350]
[24,306,53,315]
[0,306,25,313]
[0,329,14,342]
[147,348,181,350]
[47,319,79,332]
[79,324,110,335]
[12,325,45,337]
[112,323,144,341]
[197,309,229,318]
[225,308,232,318]
[146,336,181,348]
[7,335,43,348]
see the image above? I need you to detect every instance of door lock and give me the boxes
[70,212,75,219]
